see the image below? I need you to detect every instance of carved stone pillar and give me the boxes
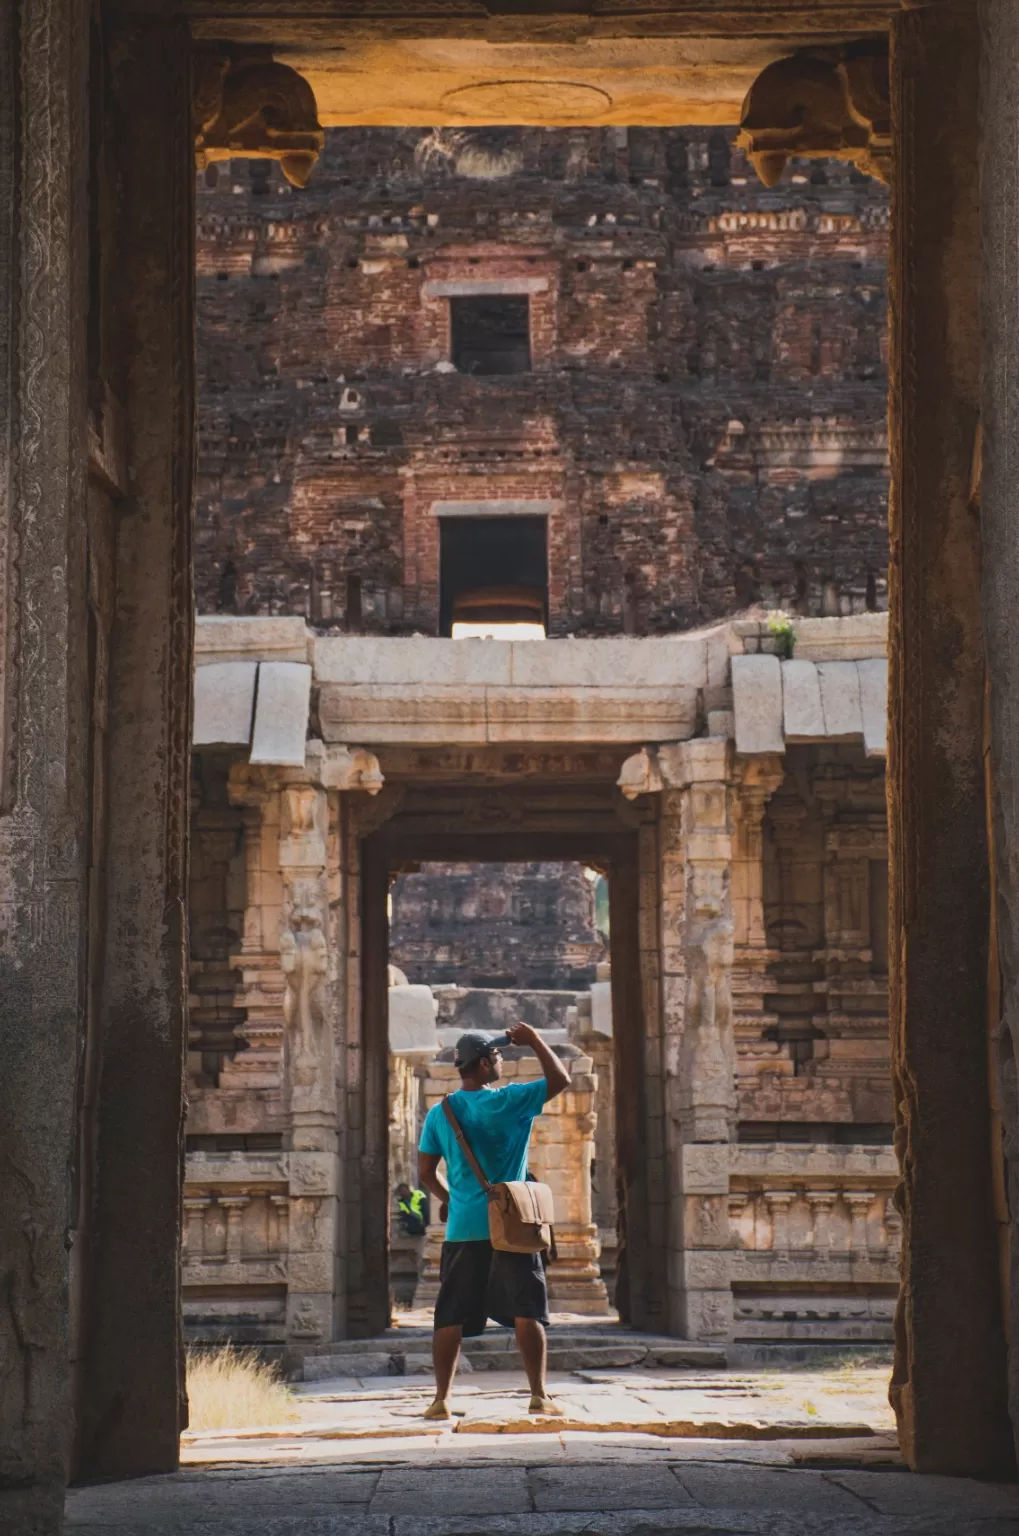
[221,1196,249,1266]
[0,1,91,1521]
[82,16,195,1482]
[843,1191,874,1259]
[225,772,286,1093]
[731,755,784,1038]
[270,1194,290,1257]
[807,1192,836,1257]
[889,0,1014,1475]
[278,779,338,1351]
[980,0,1019,1468]
[182,1197,210,1264]
[659,739,736,1342]
[765,1191,796,1255]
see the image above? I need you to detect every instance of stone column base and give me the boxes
[547,1223,610,1315]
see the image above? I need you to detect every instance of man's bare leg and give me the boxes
[424,1324,462,1418]
[515,1318,563,1415]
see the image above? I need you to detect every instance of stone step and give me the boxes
[300,1330,726,1381]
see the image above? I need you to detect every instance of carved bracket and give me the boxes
[617,747,663,801]
[737,42,891,188]
[194,44,324,188]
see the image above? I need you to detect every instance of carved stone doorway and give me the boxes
[359,780,660,1333]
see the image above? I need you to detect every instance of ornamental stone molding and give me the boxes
[193,44,324,188]
[737,43,891,189]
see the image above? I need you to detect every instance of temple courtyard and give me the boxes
[65,1339,1019,1535]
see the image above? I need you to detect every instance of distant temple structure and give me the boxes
[184,127,897,1358]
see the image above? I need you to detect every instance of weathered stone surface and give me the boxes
[303,1354,397,1381]
[888,0,1015,1479]
[250,662,312,765]
[856,660,887,759]
[392,864,604,991]
[388,983,438,1052]
[816,662,863,739]
[732,656,784,755]
[982,0,1019,1472]
[196,615,310,664]
[193,661,258,747]
[371,1468,531,1515]
[781,659,825,740]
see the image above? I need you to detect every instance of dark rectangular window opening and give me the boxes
[450,295,531,375]
[439,516,548,636]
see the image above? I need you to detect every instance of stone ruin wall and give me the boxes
[195,126,889,634]
[185,128,896,1348]
[389,860,606,990]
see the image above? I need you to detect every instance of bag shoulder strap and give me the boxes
[441,1095,493,1195]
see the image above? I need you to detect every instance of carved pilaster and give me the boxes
[277,775,339,1349]
[658,740,736,1342]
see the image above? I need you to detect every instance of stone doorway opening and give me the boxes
[385,858,617,1317]
[359,787,657,1343]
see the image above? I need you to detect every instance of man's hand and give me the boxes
[506,1021,571,1100]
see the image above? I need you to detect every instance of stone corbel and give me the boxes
[617,746,663,800]
[194,44,324,188]
[737,42,891,188]
[315,743,385,795]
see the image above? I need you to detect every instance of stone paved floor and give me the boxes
[64,1358,1019,1534]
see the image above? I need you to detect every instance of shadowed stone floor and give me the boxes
[63,1362,1019,1535]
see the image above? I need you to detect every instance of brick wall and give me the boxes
[195,127,889,632]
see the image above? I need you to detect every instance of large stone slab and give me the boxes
[193,661,257,747]
[732,654,784,755]
[195,613,311,663]
[817,662,864,739]
[315,636,512,686]
[590,980,613,1037]
[389,984,438,1052]
[507,637,709,690]
[371,1468,531,1516]
[781,659,825,739]
[791,613,888,662]
[250,661,312,765]
[856,658,888,757]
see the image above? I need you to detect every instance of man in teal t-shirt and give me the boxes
[417,1021,570,1420]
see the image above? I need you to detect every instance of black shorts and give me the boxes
[434,1240,550,1338]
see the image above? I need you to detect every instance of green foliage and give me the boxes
[767,611,796,659]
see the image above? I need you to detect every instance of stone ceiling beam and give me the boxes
[179,3,898,130]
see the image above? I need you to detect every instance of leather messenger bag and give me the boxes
[441,1096,556,1256]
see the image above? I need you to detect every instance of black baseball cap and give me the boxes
[454,1030,511,1070]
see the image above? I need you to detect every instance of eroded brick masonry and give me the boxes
[187,128,896,1351]
[196,126,888,635]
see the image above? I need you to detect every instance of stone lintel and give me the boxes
[423,277,549,298]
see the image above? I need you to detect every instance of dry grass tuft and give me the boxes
[186,1346,297,1432]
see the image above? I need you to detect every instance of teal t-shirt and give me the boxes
[418,1079,548,1241]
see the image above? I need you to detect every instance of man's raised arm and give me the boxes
[506,1022,571,1100]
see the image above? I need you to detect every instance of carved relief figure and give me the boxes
[279,877,331,1107]
[681,913,737,1139]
